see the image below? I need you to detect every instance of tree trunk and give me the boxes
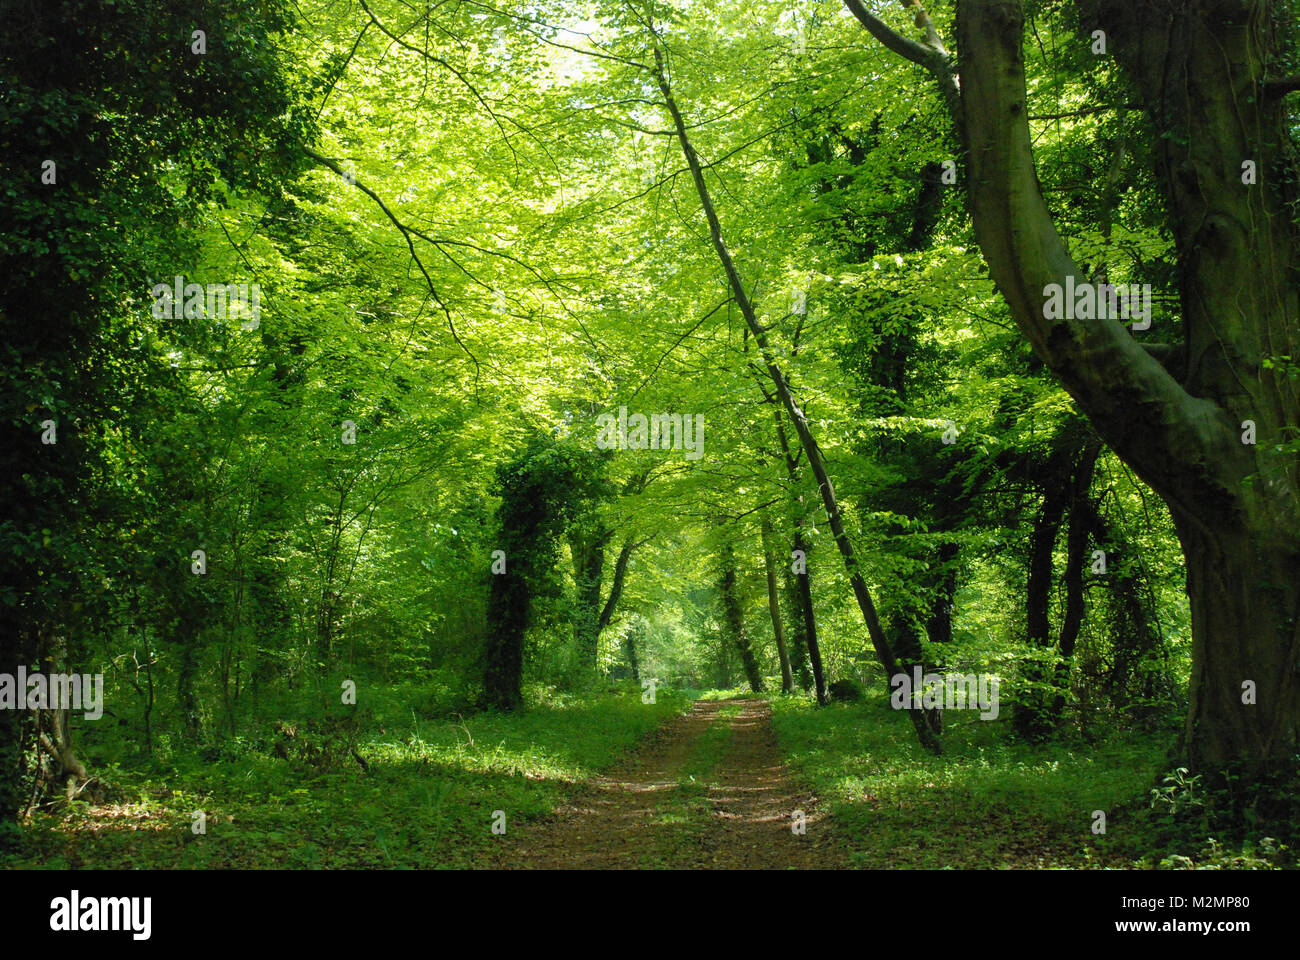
[771,411,827,703]
[1058,444,1101,664]
[596,536,640,638]
[955,0,1300,776]
[793,530,829,706]
[719,541,765,693]
[483,569,529,710]
[177,639,202,743]
[0,655,29,838]
[37,708,88,801]
[570,525,610,667]
[1174,512,1300,770]
[761,513,794,693]
[782,558,812,691]
[878,0,1300,777]
[1016,467,1071,740]
[625,620,642,683]
[925,541,959,648]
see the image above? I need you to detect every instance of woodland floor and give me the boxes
[487,698,842,869]
[7,686,1243,870]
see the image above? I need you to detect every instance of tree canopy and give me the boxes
[2,0,1297,875]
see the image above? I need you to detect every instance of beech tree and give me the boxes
[848,0,1300,777]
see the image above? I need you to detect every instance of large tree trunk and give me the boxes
[483,569,530,710]
[945,0,1300,778]
[1174,511,1300,768]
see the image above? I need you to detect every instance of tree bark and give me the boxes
[36,708,88,801]
[793,531,829,706]
[1017,458,1072,740]
[596,536,640,637]
[570,524,611,667]
[1058,444,1102,664]
[782,558,813,691]
[925,541,959,648]
[772,408,828,704]
[483,568,529,710]
[177,639,202,743]
[625,618,642,682]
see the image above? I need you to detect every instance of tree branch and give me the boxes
[953,0,1233,519]
[303,147,480,376]
[843,0,960,124]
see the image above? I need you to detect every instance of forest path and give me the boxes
[487,697,842,869]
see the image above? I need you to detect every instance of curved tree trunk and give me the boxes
[955,0,1300,775]
[596,536,641,638]
[847,0,1300,776]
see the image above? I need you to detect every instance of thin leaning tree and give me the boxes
[650,41,945,754]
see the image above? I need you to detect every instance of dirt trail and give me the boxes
[489,698,842,869]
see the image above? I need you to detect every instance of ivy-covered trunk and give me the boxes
[483,568,531,711]
[570,525,610,668]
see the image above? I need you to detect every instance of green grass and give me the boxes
[5,683,689,870]
[769,694,1173,869]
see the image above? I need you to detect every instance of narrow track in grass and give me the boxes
[488,698,843,869]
